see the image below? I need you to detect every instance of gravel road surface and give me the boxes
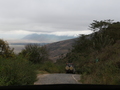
[34,73,81,85]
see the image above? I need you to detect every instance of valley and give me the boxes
[9,38,77,61]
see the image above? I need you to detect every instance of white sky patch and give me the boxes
[50,30,92,36]
[6,30,93,44]
[0,30,34,39]
[0,29,92,40]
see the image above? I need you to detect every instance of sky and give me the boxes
[0,0,120,42]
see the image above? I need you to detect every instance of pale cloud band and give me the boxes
[0,30,92,40]
[0,0,120,40]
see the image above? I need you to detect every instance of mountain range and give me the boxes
[10,33,78,61]
[22,34,76,43]
[22,33,79,62]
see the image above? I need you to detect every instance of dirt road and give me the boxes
[34,73,81,85]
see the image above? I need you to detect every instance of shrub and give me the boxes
[80,41,120,84]
[20,44,49,64]
[0,56,37,86]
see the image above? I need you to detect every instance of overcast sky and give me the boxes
[0,0,120,40]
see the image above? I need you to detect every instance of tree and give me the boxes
[104,21,120,42]
[89,19,114,32]
[0,39,14,58]
[20,44,49,64]
[92,34,114,51]
[72,34,92,54]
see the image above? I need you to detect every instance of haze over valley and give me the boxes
[22,33,76,43]
[9,34,77,54]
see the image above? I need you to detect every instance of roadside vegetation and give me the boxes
[56,19,120,84]
[0,56,37,86]
[19,44,64,73]
[1,19,120,85]
[0,40,64,86]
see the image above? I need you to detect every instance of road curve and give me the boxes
[34,73,81,85]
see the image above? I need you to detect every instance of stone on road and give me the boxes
[34,73,81,85]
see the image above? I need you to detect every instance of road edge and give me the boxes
[72,75,81,84]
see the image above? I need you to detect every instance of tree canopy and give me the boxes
[89,19,114,32]
[0,39,14,58]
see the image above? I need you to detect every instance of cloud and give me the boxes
[49,30,92,36]
[0,30,34,39]
[0,0,120,39]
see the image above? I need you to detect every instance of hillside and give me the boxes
[55,20,120,84]
[80,40,120,84]
[46,38,78,62]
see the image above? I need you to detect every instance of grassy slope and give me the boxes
[81,40,120,84]
[46,38,77,62]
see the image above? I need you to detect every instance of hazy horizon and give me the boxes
[0,0,119,41]
[7,33,79,44]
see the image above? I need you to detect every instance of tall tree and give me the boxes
[104,22,120,42]
[72,34,92,54]
[89,19,114,32]
[92,34,114,51]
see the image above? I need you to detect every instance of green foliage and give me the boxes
[56,19,120,84]
[72,34,92,54]
[0,39,15,58]
[0,56,37,86]
[81,60,120,84]
[80,41,120,84]
[89,19,113,32]
[104,22,120,42]
[92,33,114,51]
[20,44,49,64]
[36,61,65,73]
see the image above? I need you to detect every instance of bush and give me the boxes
[80,41,120,84]
[0,56,37,86]
[81,60,120,84]
[20,44,49,64]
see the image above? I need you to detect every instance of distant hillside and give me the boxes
[46,38,78,62]
[22,34,76,43]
